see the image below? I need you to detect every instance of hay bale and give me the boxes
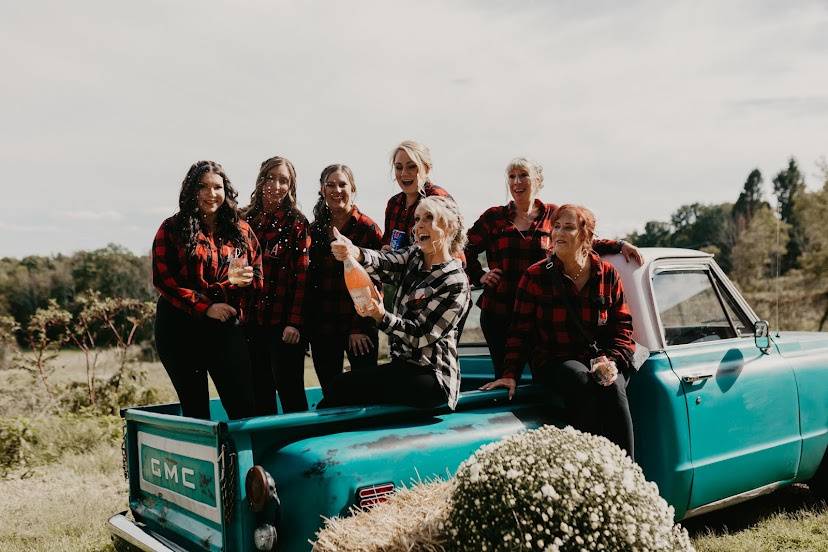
[312,480,451,552]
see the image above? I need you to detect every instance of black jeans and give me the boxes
[480,310,510,380]
[534,359,634,459]
[318,359,447,409]
[154,298,255,421]
[310,330,379,398]
[246,324,308,415]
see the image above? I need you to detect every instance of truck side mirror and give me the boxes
[754,320,770,354]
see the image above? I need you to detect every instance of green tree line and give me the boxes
[626,156,828,330]
[0,243,154,341]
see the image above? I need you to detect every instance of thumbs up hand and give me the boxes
[331,227,360,261]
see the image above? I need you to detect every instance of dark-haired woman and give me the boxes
[152,160,262,420]
[307,164,383,397]
[243,156,311,415]
[464,157,643,379]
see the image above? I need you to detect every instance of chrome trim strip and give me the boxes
[682,481,786,519]
[107,512,176,552]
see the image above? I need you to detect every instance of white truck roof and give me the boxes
[603,247,714,351]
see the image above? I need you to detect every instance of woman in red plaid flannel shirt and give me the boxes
[152,160,263,420]
[481,205,638,458]
[465,158,642,379]
[381,140,455,251]
[243,156,311,415]
[307,164,383,397]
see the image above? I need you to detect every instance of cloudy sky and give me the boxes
[2,1,826,258]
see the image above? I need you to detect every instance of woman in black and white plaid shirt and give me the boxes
[323,196,471,410]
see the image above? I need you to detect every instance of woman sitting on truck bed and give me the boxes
[464,157,642,380]
[481,204,637,458]
[321,196,471,410]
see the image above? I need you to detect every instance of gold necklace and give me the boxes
[567,257,587,281]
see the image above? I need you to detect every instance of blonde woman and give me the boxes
[322,196,471,409]
[381,140,454,250]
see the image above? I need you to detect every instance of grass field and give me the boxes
[1,349,826,551]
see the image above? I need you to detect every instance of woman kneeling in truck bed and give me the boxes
[321,196,471,410]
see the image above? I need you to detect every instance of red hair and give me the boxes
[551,204,596,253]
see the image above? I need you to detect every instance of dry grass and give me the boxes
[313,480,452,552]
[0,443,124,552]
[0,348,324,419]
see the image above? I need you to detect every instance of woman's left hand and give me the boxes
[621,242,644,265]
[282,325,301,344]
[233,266,255,287]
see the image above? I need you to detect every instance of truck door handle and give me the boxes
[682,372,714,383]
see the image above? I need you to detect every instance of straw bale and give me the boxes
[312,480,451,552]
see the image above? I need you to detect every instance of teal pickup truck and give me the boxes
[108,248,828,551]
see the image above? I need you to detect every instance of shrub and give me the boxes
[0,417,37,474]
[446,425,694,552]
[0,414,121,473]
[61,365,160,415]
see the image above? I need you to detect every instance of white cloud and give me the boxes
[1,0,826,256]
[61,210,124,222]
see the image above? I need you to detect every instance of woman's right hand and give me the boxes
[206,303,237,322]
[331,227,360,261]
[480,268,503,288]
[479,377,517,400]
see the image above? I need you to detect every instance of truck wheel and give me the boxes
[811,450,828,499]
[111,536,142,552]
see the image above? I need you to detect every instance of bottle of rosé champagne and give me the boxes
[343,255,374,315]
[332,227,376,316]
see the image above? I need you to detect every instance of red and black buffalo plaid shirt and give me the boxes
[307,206,383,335]
[502,251,635,380]
[246,208,311,328]
[152,215,263,320]
[464,200,622,316]
[382,181,466,263]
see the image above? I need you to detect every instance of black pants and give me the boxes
[480,310,510,379]
[154,298,255,421]
[318,359,447,409]
[246,324,308,415]
[310,330,379,398]
[535,359,634,460]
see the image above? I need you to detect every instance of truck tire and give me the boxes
[811,449,828,499]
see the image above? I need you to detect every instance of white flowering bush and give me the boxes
[445,425,694,552]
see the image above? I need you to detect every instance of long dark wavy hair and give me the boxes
[243,156,299,225]
[310,164,356,257]
[173,160,244,253]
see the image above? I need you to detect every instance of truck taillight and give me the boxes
[253,524,277,551]
[356,482,395,509]
[246,465,278,513]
